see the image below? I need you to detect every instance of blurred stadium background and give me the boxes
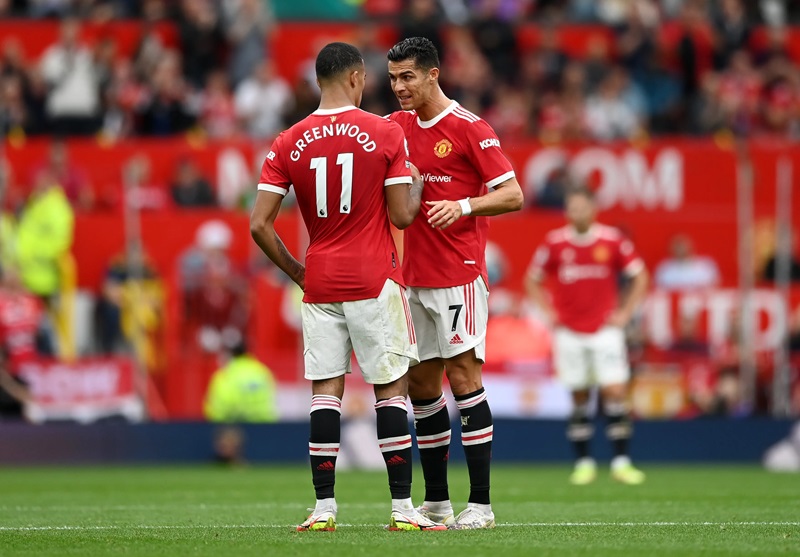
[1,0,800,467]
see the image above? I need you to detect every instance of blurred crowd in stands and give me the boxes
[0,0,800,143]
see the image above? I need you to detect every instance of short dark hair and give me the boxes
[316,42,364,82]
[387,37,440,71]
[565,186,595,202]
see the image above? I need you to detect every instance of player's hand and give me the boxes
[606,309,630,328]
[425,200,462,229]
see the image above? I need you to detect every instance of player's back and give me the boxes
[272,106,409,303]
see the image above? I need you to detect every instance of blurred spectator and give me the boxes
[616,0,660,81]
[713,0,752,69]
[398,0,446,61]
[170,158,216,208]
[442,26,493,112]
[715,49,762,136]
[132,17,168,81]
[654,234,721,290]
[177,0,225,89]
[352,22,394,116]
[0,75,32,138]
[116,154,169,211]
[222,0,274,87]
[197,70,237,139]
[584,67,643,141]
[0,267,39,422]
[471,0,518,85]
[662,0,717,120]
[39,17,101,135]
[15,168,74,305]
[233,59,293,139]
[179,219,248,353]
[100,59,148,140]
[34,138,94,211]
[203,337,278,423]
[0,266,45,374]
[94,242,164,370]
[533,26,570,92]
[138,50,195,136]
[691,71,728,134]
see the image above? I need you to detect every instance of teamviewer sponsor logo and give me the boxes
[479,138,501,150]
[422,173,453,183]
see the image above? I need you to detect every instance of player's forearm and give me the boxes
[251,225,305,289]
[407,174,424,218]
[467,180,524,217]
[619,269,649,319]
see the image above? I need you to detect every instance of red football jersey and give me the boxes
[258,106,412,303]
[0,289,43,373]
[389,101,515,288]
[528,224,645,333]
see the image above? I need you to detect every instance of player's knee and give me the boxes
[444,359,482,396]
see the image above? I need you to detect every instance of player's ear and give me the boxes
[429,67,439,82]
[349,69,360,89]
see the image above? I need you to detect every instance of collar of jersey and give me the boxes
[417,100,458,129]
[565,224,599,245]
[313,106,359,116]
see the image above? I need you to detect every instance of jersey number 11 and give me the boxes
[310,153,353,217]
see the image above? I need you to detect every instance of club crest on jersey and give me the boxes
[330,115,337,122]
[593,245,610,262]
[434,138,453,158]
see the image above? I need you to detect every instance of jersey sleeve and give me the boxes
[616,235,645,277]
[257,133,291,197]
[527,241,555,282]
[384,122,412,187]
[463,119,515,189]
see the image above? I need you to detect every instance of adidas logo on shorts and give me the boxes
[449,334,463,345]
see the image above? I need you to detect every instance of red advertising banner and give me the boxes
[17,357,144,424]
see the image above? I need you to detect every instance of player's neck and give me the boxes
[415,88,452,122]
[317,90,357,112]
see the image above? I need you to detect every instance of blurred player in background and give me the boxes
[386,36,524,529]
[525,187,649,485]
[250,42,445,532]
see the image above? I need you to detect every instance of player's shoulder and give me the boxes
[448,103,483,126]
[545,226,571,245]
[386,109,417,125]
[595,224,627,243]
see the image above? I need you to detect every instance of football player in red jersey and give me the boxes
[386,37,524,530]
[526,187,649,485]
[251,42,446,532]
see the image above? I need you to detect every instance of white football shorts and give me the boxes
[406,276,489,362]
[552,325,630,390]
[301,279,419,384]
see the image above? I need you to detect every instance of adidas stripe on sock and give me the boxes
[412,394,451,502]
[309,395,341,500]
[456,388,493,505]
[376,396,413,500]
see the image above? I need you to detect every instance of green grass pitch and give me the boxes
[1,464,798,556]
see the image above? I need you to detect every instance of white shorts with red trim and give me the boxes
[406,276,489,362]
[552,325,630,390]
[301,279,419,384]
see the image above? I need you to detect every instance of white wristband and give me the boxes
[457,198,471,216]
